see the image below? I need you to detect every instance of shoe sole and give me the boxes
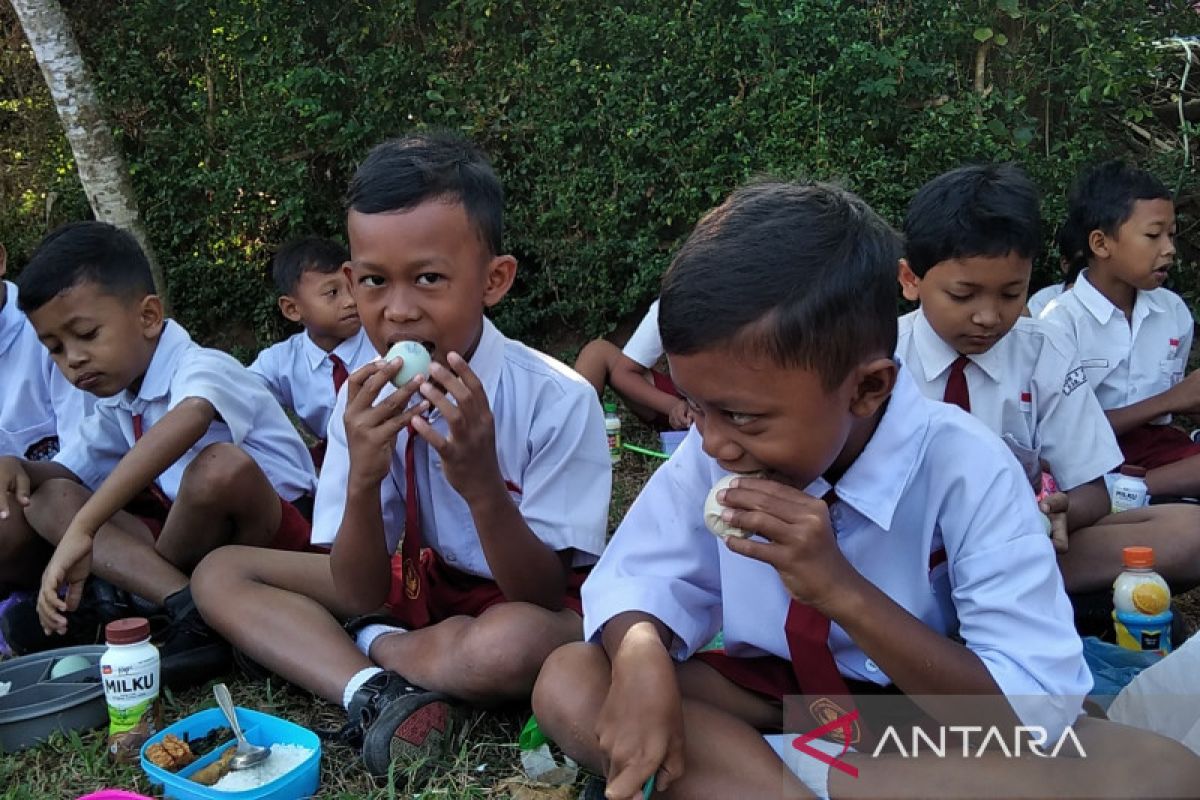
[361,691,455,780]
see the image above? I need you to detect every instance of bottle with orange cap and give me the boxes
[1112,546,1173,655]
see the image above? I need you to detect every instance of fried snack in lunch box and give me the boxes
[189,747,236,786]
[145,734,196,772]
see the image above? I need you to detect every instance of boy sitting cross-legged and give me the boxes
[192,131,611,779]
[0,221,317,681]
[248,236,374,467]
[896,163,1200,596]
[1040,160,1200,500]
[532,180,1200,800]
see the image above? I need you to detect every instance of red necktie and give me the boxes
[329,353,349,395]
[942,355,971,413]
[131,414,172,509]
[386,428,430,626]
[784,490,868,747]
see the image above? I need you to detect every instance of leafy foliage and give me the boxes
[2,1,1198,351]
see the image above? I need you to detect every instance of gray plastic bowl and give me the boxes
[0,644,107,753]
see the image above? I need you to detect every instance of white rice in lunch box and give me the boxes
[211,743,314,792]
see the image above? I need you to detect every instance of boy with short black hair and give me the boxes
[0,221,317,678]
[249,236,373,460]
[192,131,611,779]
[532,179,1200,799]
[896,162,1200,596]
[1040,160,1200,500]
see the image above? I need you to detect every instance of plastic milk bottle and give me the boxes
[604,402,621,465]
[1110,465,1150,513]
[101,617,161,762]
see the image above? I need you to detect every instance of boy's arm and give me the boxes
[597,611,686,798]
[68,398,215,536]
[37,398,215,633]
[1063,478,1110,532]
[609,354,690,426]
[327,360,428,613]
[412,354,573,609]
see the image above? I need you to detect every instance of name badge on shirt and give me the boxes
[1080,358,1109,370]
[1019,390,1033,413]
[1168,338,1180,360]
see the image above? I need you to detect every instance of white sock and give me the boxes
[354,623,407,658]
[341,666,383,711]
[765,733,854,800]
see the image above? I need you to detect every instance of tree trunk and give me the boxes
[9,0,170,312]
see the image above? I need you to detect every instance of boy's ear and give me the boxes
[138,294,165,340]
[0,243,7,279]
[481,254,518,309]
[897,259,922,303]
[849,357,898,418]
[1087,229,1111,261]
[278,294,302,323]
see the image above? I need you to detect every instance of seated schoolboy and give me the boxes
[248,236,374,465]
[574,299,692,430]
[0,241,95,593]
[896,163,1200,595]
[191,132,611,779]
[532,180,1200,800]
[0,221,317,674]
[1040,160,1200,500]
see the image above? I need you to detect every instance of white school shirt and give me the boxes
[583,367,1091,736]
[1026,284,1065,319]
[896,310,1122,491]
[0,281,94,458]
[248,327,374,439]
[621,300,664,368]
[54,320,316,501]
[1039,269,1193,426]
[311,318,611,575]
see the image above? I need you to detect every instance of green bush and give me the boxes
[2,1,1197,353]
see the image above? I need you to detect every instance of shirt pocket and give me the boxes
[1,420,57,460]
[1160,357,1185,388]
[1001,433,1042,486]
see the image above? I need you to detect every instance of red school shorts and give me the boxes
[129,489,313,552]
[383,547,589,630]
[649,369,685,430]
[1118,424,1200,471]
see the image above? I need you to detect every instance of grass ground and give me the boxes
[4,408,1200,799]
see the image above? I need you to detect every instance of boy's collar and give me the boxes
[1074,269,1165,323]
[911,309,1004,384]
[0,281,22,355]
[809,364,927,533]
[119,319,187,406]
[302,327,368,371]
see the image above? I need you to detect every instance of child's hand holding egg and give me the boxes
[704,474,756,540]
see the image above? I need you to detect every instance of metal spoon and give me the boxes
[213,682,271,770]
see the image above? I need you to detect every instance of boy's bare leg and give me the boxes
[25,477,186,605]
[367,603,583,704]
[1058,504,1200,593]
[191,545,377,704]
[155,443,284,572]
[574,339,620,396]
[0,508,52,590]
[532,641,813,799]
[1146,455,1200,499]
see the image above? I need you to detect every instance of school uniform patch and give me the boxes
[1062,367,1087,396]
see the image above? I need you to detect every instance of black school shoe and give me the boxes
[0,577,129,655]
[154,586,231,688]
[346,670,455,780]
